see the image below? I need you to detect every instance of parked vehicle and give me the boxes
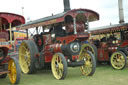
[86,23,128,70]
[18,0,99,80]
[0,12,25,84]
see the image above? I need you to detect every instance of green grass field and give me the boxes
[1,65,128,85]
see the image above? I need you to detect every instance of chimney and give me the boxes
[118,0,125,23]
[63,0,71,12]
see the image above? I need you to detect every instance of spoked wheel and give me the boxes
[124,46,128,56]
[51,53,67,80]
[123,47,128,67]
[79,46,96,76]
[82,44,97,62]
[19,40,38,74]
[111,51,127,70]
[8,57,21,84]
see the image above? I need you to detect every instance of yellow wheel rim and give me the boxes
[19,42,31,73]
[79,45,93,76]
[8,59,17,84]
[111,52,126,69]
[51,54,64,79]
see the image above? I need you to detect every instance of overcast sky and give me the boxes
[0,0,127,29]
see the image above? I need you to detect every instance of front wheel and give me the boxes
[82,43,98,62]
[110,51,127,70]
[51,53,67,80]
[8,57,21,84]
[79,50,96,76]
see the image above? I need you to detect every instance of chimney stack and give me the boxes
[63,0,71,12]
[118,0,125,23]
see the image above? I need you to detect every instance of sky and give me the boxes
[0,0,127,30]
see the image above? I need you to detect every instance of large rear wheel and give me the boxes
[111,51,127,70]
[79,46,96,76]
[19,40,38,74]
[51,53,67,80]
[8,57,21,84]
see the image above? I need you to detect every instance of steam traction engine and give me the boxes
[18,7,99,79]
[87,23,128,70]
[0,12,25,84]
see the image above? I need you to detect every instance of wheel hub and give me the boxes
[56,64,59,68]
[86,61,91,66]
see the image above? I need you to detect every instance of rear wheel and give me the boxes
[79,47,96,76]
[124,46,128,56]
[111,51,127,70]
[8,57,21,84]
[123,46,128,66]
[19,40,38,74]
[51,53,67,80]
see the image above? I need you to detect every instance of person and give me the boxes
[108,35,117,41]
[124,31,128,40]
[101,37,107,42]
[51,24,66,37]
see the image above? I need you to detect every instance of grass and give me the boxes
[1,65,128,85]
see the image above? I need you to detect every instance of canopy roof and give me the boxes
[91,23,128,35]
[0,12,25,28]
[19,8,99,30]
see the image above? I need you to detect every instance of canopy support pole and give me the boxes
[73,18,77,34]
[9,23,12,45]
[0,18,2,32]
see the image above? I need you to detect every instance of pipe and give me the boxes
[63,0,71,12]
[118,0,125,23]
